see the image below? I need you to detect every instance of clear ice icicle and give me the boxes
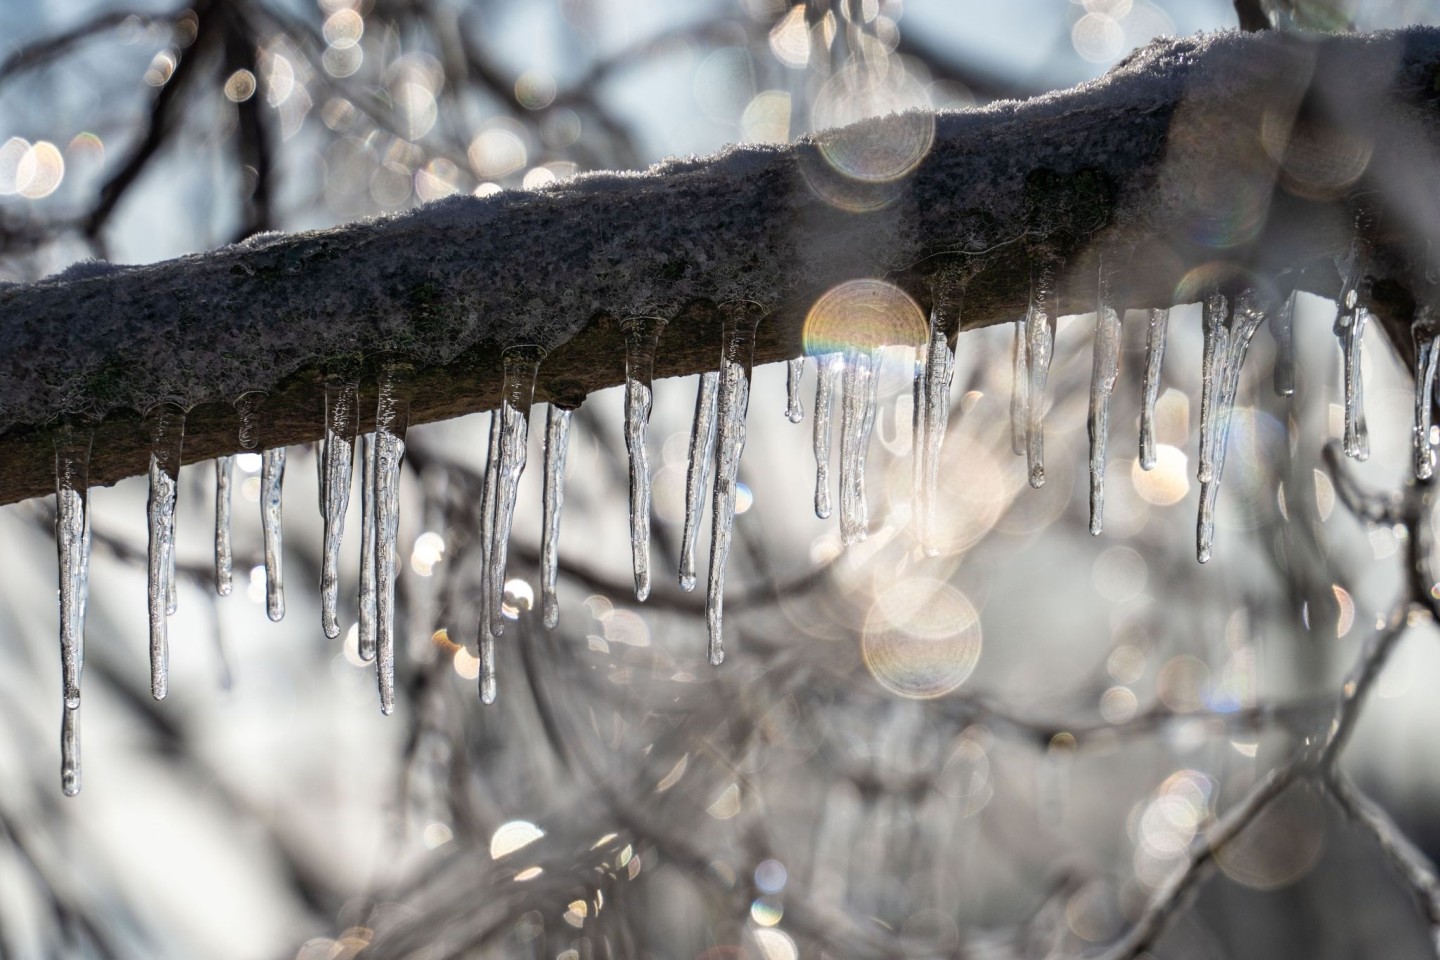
[1336,293,1371,461]
[234,391,266,449]
[214,456,233,595]
[260,447,286,622]
[1413,308,1440,481]
[1025,258,1060,487]
[680,371,719,591]
[1197,291,1230,487]
[706,303,762,666]
[486,347,542,644]
[812,353,841,520]
[1010,320,1028,457]
[1088,263,1122,536]
[839,348,881,545]
[321,376,359,639]
[1197,288,1268,563]
[785,357,805,423]
[916,296,957,555]
[477,411,501,703]
[357,433,377,662]
[1270,291,1296,398]
[1139,308,1168,470]
[541,404,573,628]
[621,317,664,602]
[374,361,413,715]
[55,426,91,796]
[146,403,185,701]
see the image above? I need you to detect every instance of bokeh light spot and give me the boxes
[804,278,926,356]
[862,579,981,699]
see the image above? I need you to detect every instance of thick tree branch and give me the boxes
[3,28,1440,506]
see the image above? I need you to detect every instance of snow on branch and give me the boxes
[3,27,1440,505]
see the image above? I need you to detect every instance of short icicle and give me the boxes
[839,348,881,545]
[785,358,805,423]
[680,372,719,591]
[320,373,359,640]
[1412,307,1440,481]
[1270,291,1296,398]
[55,425,92,796]
[260,447,287,622]
[357,433,377,661]
[214,457,233,595]
[621,318,665,602]
[1025,257,1061,488]
[374,361,414,715]
[477,411,501,703]
[706,302,763,666]
[1197,291,1230,487]
[1088,262,1122,536]
[812,353,841,520]
[917,284,959,555]
[1139,308,1168,470]
[1197,288,1269,563]
[1009,320,1028,457]
[146,403,186,701]
[541,403,574,628]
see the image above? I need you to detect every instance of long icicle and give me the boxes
[785,358,805,423]
[621,317,664,602]
[1139,307,1169,470]
[1025,257,1060,488]
[214,456,233,595]
[918,283,959,555]
[706,302,762,666]
[1010,319,1028,457]
[1197,288,1269,563]
[486,347,542,641]
[541,403,574,628]
[146,403,185,701]
[680,371,720,591]
[1270,290,1296,398]
[320,373,359,639]
[477,410,501,703]
[1197,290,1231,487]
[374,361,413,715]
[839,348,881,544]
[1336,213,1374,460]
[813,353,841,519]
[55,425,92,796]
[1413,306,1440,481]
[358,433,378,662]
[1088,260,1122,536]
[260,447,286,622]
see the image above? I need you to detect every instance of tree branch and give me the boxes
[4,28,1440,506]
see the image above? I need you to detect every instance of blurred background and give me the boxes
[5,0,1440,957]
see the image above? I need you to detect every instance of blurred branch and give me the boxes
[0,9,169,83]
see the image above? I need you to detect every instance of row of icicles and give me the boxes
[42,229,1425,796]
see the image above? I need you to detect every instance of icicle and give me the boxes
[1335,213,1374,460]
[1025,257,1060,487]
[320,375,359,640]
[706,302,762,666]
[485,346,542,646]
[916,292,958,555]
[1088,262,1122,536]
[260,447,286,622]
[55,425,91,796]
[146,403,185,701]
[1009,320,1028,457]
[234,390,266,449]
[785,357,805,423]
[374,361,413,715]
[812,353,841,519]
[1413,307,1440,481]
[1197,291,1230,487]
[1139,308,1168,470]
[477,411,501,703]
[541,404,573,628]
[357,433,377,662]
[621,317,664,602]
[1197,289,1269,563]
[680,371,719,591]
[1270,291,1296,398]
[214,457,233,596]
[839,348,881,545]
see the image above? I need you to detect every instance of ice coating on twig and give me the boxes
[260,447,286,622]
[1010,320,1028,457]
[374,362,412,715]
[321,376,359,639]
[486,347,542,645]
[146,403,185,701]
[785,357,805,423]
[813,353,841,520]
[622,317,664,602]
[1197,288,1269,563]
[357,433,377,662]
[1270,291,1296,398]
[1413,307,1440,481]
[706,303,762,666]
[478,411,500,703]
[1140,308,1168,470]
[541,404,573,628]
[916,296,957,555]
[1025,257,1060,487]
[1089,263,1122,535]
[839,348,881,545]
[681,371,719,591]
[214,456,233,596]
[55,425,91,795]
